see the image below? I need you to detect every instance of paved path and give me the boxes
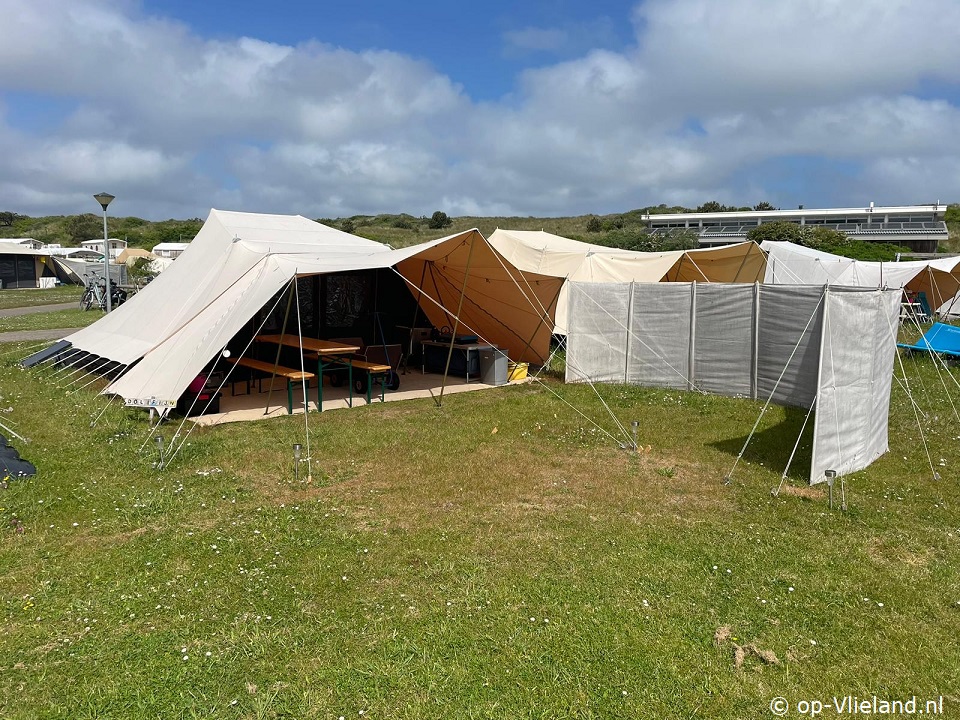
[0,302,76,317]
[0,302,84,344]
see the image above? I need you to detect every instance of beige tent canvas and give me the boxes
[54,210,561,411]
[487,229,765,333]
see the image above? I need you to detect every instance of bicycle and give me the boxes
[80,275,107,311]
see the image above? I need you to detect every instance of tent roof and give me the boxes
[0,242,48,257]
[488,229,765,284]
[117,248,156,263]
[761,240,960,309]
[487,229,765,333]
[65,211,561,408]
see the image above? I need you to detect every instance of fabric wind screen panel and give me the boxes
[626,283,691,389]
[564,281,900,484]
[756,286,824,409]
[564,282,631,383]
[693,284,756,397]
[810,288,900,483]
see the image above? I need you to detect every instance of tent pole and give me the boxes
[435,236,478,407]
[263,281,296,415]
[624,281,635,383]
[808,286,829,486]
[408,260,429,329]
[294,275,313,482]
[730,245,753,283]
[752,282,760,400]
[688,282,697,391]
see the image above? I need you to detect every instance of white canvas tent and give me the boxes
[762,241,960,313]
[564,281,901,484]
[487,229,766,333]
[59,210,563,411]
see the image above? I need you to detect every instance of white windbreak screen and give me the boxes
[627,283,691,389]
[565,283,630,383]
[693,284,755,397]
[565,282,899,484]
[811,288,899,483]
[757,285,823,409]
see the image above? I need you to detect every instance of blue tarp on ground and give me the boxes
[897,322,960,357]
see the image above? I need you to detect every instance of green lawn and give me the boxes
[0,285,83,311]
[0,341,958,718]
[0,308,101,333]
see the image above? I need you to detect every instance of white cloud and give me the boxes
[0,0,958,219]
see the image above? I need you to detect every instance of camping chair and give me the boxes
[916,291,933,323]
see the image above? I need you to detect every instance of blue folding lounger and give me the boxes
[897,322,960,357]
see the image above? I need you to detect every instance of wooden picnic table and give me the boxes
[254,334,362,410]
[255,334,361,356]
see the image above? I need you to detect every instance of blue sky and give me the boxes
[1,0,959,221]
[141,0,637,100]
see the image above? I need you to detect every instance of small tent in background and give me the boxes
[0,242,66,288]
[47,210,562,412]
[565,281,901,485]
[487,229,766,333]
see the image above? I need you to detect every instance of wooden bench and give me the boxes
[305,353,392,406]
[348,359,392,404]
[227,357,315,414]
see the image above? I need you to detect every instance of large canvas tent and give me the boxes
[487,230,766,333]
[762,240,960,313]
[564,281,901,484]
[57,210,563,411]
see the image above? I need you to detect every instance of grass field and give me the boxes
[0,286,84,311]
[0,325,959,717]
[0,307,101,333]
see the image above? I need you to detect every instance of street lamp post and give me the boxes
[93,192,115,312]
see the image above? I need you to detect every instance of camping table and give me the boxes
[255,335,361,411]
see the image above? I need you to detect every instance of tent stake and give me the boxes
[263,279,297,415]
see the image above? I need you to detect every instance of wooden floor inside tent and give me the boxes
[189,369,531,426]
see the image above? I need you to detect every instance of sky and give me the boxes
[1,0,959,221]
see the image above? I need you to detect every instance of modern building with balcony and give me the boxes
[643,203,949,253]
